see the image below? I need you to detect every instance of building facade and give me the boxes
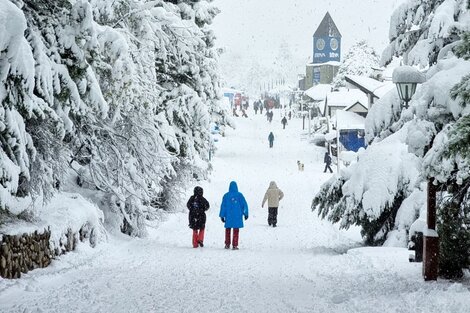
[301,12,342,90]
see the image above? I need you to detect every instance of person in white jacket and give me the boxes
[261,181,284,227]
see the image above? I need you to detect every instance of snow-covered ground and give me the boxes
[1,110,470,312]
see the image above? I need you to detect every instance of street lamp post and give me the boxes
[392,66,424,108]
[393,66,438,281]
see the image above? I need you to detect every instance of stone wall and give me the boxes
[0,224,96,279]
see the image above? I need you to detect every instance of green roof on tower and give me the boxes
[313,12,342,38]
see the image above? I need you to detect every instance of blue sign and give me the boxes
[339,130,365,152]
[313,67,321,83]
[313,36,341,64]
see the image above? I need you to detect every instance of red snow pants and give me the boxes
[225,228,239,247]
[192,228,205,248]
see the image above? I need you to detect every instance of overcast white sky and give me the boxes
[211,0,406,87]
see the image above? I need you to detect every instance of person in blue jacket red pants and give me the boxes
[219,181,249,250]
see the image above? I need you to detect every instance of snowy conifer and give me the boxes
[313,0,470,265]
[382,0,469,67]
[0,0,225,237]
[333,40,380,88]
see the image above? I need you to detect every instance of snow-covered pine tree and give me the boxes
[333,40,380,88]
[382,0,465,67]
[312,0,470,256]
[1,0,225,237]
[151,0,225,210]
[422,11,470,277]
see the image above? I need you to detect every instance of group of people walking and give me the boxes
[266,110,274,123]
[187,180,284,249]
[232,107,248,118]
[253,100,264,114]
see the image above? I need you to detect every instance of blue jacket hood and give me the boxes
[229,181,238,193]
[220,181,248,229]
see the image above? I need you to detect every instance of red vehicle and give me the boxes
[263,98,275,109]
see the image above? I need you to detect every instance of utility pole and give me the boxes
[336,118,340,173]
[308,108,311,136]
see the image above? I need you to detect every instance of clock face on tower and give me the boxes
[316,38,326,51]
[330,38,339,51]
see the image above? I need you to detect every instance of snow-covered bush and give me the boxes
[313,125,421,245]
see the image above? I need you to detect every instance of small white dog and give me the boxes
[297,160,304,171]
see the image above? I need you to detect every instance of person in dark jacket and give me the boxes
[268,132,274,148]
[219,181,249,250]
[281,116,287,129]
[187,186,210,248]
[324,151,333,173]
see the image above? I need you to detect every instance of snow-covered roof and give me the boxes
[313,89,368,116]
[304,84,332,101]
[344,101,367,112]
[334,110,365,130]
[373,83,396,98]
[326,89,368,108]
[346,75,383,94]
[307,61,341,67]
[345,75,396,100]
[222,87,243,94]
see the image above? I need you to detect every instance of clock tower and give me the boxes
[312,12,342,64]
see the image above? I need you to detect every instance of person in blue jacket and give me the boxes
[268,132,274,148]
[219,181,249,250]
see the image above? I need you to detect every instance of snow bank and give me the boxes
[1,192,105,248]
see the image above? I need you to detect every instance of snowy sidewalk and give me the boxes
[1,111,470,313]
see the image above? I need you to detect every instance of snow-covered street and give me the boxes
[1,112,469,313]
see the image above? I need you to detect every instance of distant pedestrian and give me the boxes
[254,101,259,114]
[260,104,264,114]
[261,181,284,227]
[187,186,210,248]
[243,100,249,110]
[268,132,274,148]
[281,116,287,129]
[324,151,333,173]
[267,110,273,123]
[288,111,292,120]
[242,108,248,118]
[219,181,249,250]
